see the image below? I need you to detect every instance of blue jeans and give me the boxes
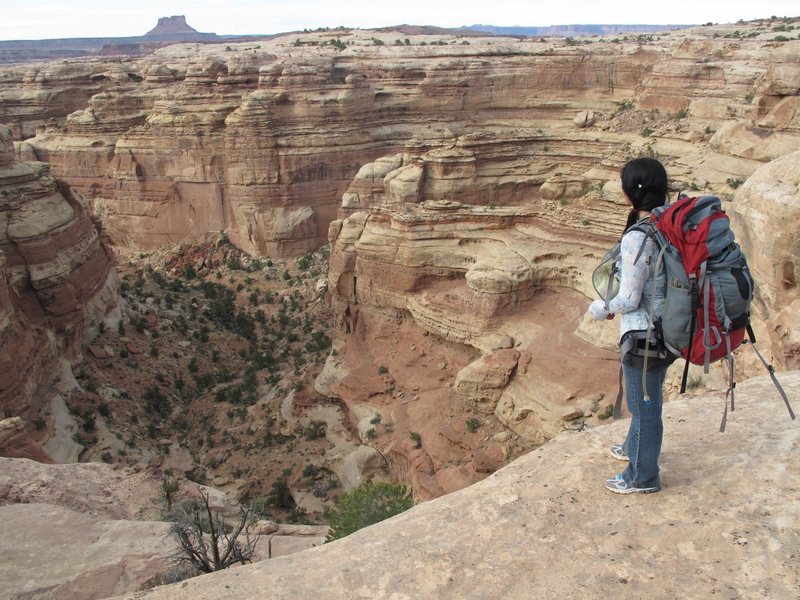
[621,358,669,487]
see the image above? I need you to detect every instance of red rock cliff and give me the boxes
[0,123,118,458]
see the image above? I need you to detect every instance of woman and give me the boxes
[588,157,673,494]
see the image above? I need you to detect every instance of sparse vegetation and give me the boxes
[687,373,704,389]
[168,489,258,574]
[597,404,614,420]
[325,482,413,541]
[727,177,745,189]
[615,100,634,113]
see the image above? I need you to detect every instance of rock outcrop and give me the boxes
[0,124,118,460]
[116,372,800,600]
[8,30,661,257]
[0,458,328,599]
[729,150,800,371]
[316,30,800,497]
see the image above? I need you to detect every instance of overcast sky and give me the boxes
[0,0,797,40]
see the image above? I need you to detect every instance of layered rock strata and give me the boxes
[3,23,800,494]
[0,124,117,458]
[316,32,800,498]
[3,30,795,264]
[322,138,625,497]
[8,33,661,257]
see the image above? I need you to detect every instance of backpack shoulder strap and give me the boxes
[628,219,656,265]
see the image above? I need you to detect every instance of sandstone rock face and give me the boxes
[1,28,796,262]
[1,502,175,599]
[312,26,800,499]
[324,144,622,494]
[0,61,137,140]
[729,150,800,370]
[0,124,117,458]
[454,349,520,413]
[115,372,800,600]
[0,458,173,599]
[0,458,328,599]
[4,31,661,258]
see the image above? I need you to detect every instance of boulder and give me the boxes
[454,349,520,413]
[729,150,800,370]
[573,110,595,128]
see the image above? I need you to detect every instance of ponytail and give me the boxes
[620,158,668,234]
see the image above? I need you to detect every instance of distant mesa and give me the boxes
[141,15,218,42]
[0,15,219,63]
[145,15,200,37]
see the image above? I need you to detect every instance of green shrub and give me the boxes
[82,414,96,432]
[326,482,413,541]
[726,177,745,189]
[302,420,327,440]
[297,254,312,270]
[687,373,704,389]
[465,417,481,433]
[597,404,614,420]
[267,478,294,509]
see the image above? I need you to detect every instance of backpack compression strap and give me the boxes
[744,325,796,422]
[680,274,699,394]
[720,335,735,433]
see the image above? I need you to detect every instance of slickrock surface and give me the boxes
[117,371,800,600]
[0,459,172,598]
[0,503,174,599]
[0,458,328,599]
[0,459,166,519]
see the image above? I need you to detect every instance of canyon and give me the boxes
[1,16,800,598]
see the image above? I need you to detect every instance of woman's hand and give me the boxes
[588,299,612,320]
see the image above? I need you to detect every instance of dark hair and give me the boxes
[620,158,668,232]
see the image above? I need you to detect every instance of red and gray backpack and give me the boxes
[641,194,795,430]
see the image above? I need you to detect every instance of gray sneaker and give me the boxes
[609,444,628,461]
[604,474,660,494]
